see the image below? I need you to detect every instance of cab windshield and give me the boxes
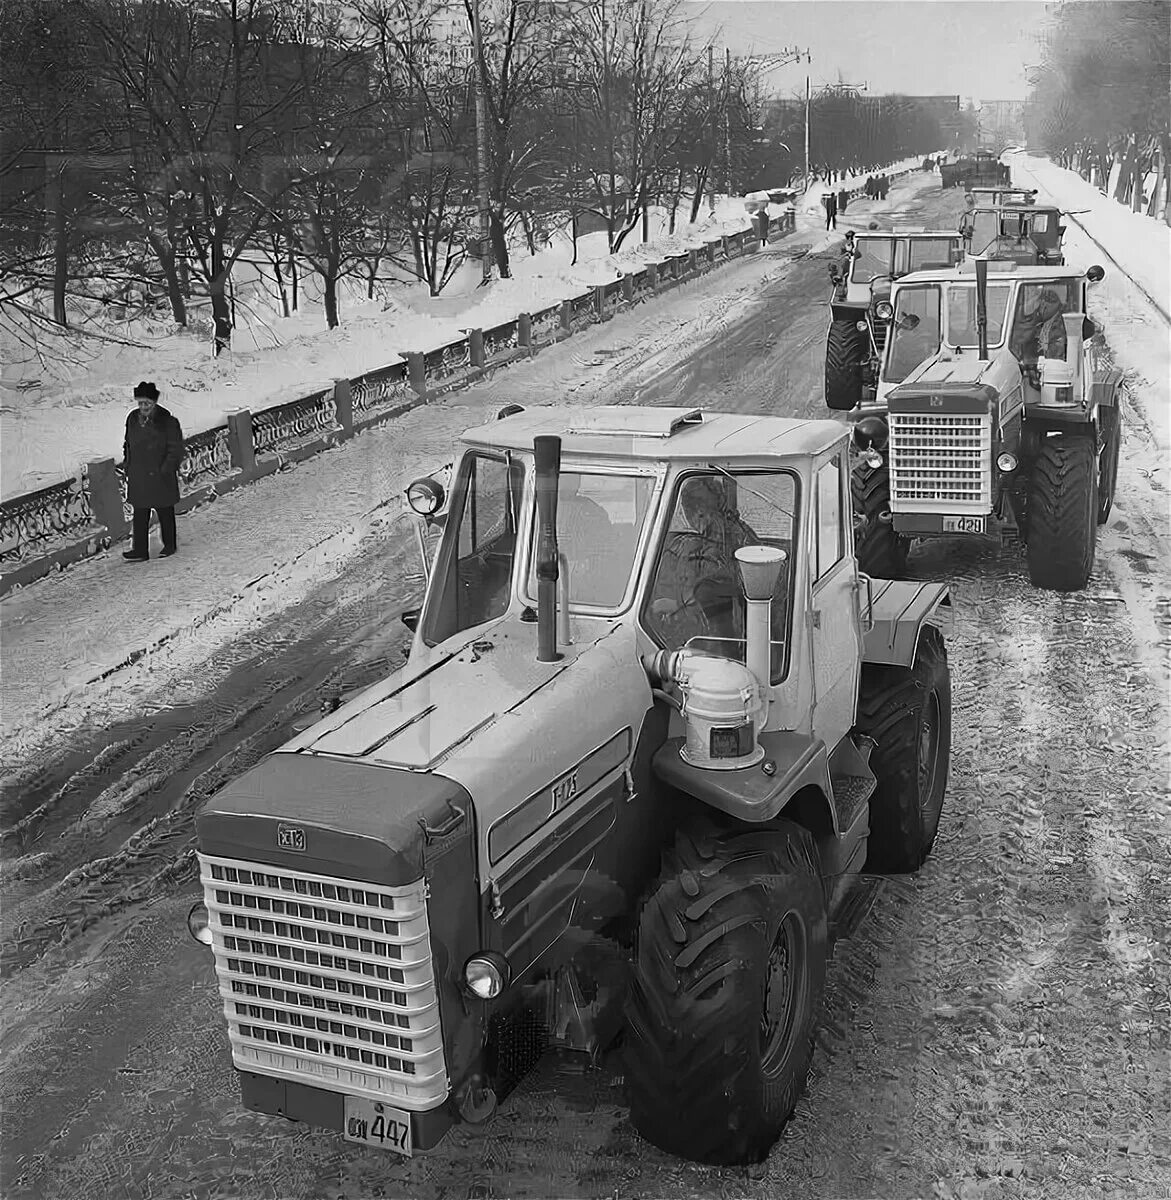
[904,238,958,272]
[523,470,656,610]
[944,283,1012,347]
[968,211,1001,255]
[850,238,893,283]
[884,285,941,382]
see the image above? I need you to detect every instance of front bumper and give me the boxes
[240,1070,456,1154]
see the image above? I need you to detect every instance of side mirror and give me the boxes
[401,608,421,633]
[1082,316,1097,340]
[1086,264,1105,283]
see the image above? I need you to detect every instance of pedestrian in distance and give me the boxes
[822,191,838,230]
[122,381,185,562]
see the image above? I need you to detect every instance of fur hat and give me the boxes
[133,381,159,400]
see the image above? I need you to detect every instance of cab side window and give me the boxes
[815,457,844,580]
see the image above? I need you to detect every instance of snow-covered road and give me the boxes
[2,169,1168,1199]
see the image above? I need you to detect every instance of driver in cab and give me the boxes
[649,476,759,646]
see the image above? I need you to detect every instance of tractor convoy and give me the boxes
[179,152,1120,1172]
[824,158,1119,593]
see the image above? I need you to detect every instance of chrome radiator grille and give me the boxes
[888,411,992,512]
[198,853,448,1109]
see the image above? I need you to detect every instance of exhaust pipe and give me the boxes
[734,546,787,730]
[533,435,562,662]
[975,256,989,361]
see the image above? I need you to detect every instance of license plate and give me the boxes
[942,515,986,535]
[343,1097,413,1156]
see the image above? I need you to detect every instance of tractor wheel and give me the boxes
[855,627,951,874]
[624,817,828,1166]
[825,317,867,411]
[1025,434,1098,591]
[851,459,909,578]
[1097,407,1121,525]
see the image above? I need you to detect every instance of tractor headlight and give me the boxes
[406,477,445,515]
[855,320,869,332]
[862,448,884,470]
[851,415,890,453]
[187,901,213,948]
[997,452,1018,472]
[875,300,894,320]
[463,952,511,999]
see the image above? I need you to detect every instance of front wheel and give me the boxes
[624,818,828,1166]
[1025,434,1098,591]
[851,459,910,578]
[855,626,951,873]
[825,316,868,411]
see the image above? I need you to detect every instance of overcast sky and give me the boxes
[680,1,1058,103]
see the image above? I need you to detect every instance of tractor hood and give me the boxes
[283,615,620,771]
[892,345,1020,394]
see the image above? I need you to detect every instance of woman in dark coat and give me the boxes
[122,381,184,560]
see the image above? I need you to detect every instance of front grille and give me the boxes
[198,853,449,1109]
[871,319,888,358]
[888,411,992,512]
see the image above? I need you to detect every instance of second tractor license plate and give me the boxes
[343,1096,413,1156]
[942,515,986,535]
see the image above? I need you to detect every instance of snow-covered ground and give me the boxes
[0,156,927,501]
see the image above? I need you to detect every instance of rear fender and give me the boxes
[831,301,868,324]
[862,577,953,668]
[1091,367,1122,411]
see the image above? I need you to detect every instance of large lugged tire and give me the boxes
[1097,407,1121,525]
[851,459,909,578]
[1025,434,1098,591]
[855,626,951,873]
[825,316,867,411]
[624,818,828,1166]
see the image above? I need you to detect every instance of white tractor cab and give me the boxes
[825,228,965,411]
[188,405,955,1169]
[848,258,1120,592]
[963,204,1066,265]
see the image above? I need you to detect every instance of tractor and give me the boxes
[186,404,955,1168]
[940,150,1010,190]
[825,229,965,412]
[847,258,1120,592]
[962,204,1067,265]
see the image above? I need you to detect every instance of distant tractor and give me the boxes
[963,204,1067,265]
[848,259,1119,591]
[187,404,955,1168]
[940,151,1010,190]
[825,230,964,412]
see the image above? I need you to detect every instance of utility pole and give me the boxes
[724,47,732,196]
[804,74,811,192]
[470,0,493,284]
[708,44,716,212]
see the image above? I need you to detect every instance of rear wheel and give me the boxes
[1097,407,1121,525]
[1025,434,1098,591]
[624,818,827,1166]
[825,316,867,411]
[855,627,951,873]
[851,459,909,578]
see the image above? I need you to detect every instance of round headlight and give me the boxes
[406,477,445,515]
[862,448,884,470]
[463,953,511,1000]
[851,415,890,452]
[187,901,213,947]
[855,319,869,332]
[997,452,1018,472]
[875,300,894,320]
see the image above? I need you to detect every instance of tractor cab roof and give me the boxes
[459,405,847,463]
[894,261,1092,287]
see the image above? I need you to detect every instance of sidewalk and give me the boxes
[2,234,814,745]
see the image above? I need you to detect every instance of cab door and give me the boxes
[810,452,862,745]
